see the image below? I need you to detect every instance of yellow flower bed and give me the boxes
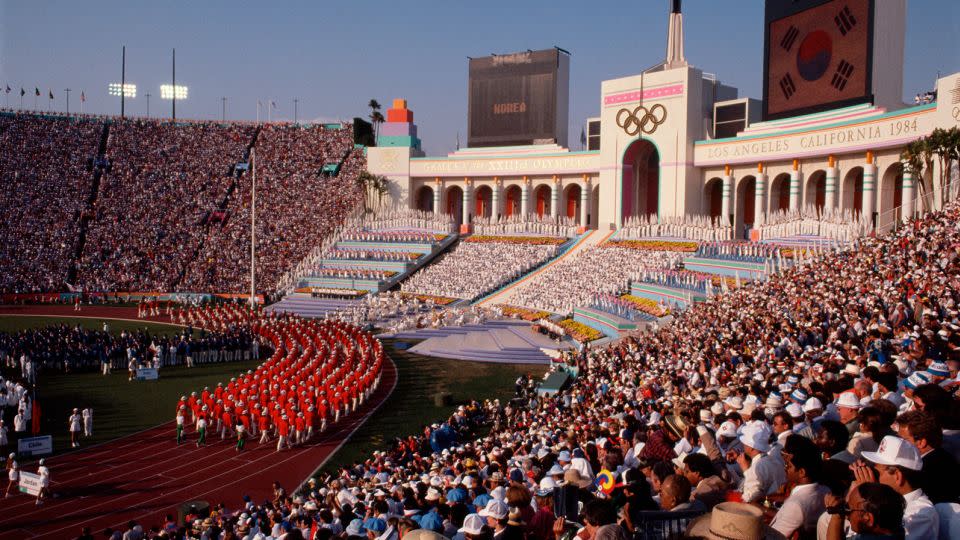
[467,235,566,246]
[620,295,668,317]
[606,239,698,252]
[558,319,602,343]
[498,305,553,321]
[399,292,458,305]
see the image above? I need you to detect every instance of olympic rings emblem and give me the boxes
[616,104,667,136]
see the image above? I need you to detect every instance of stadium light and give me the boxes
[160,84,188,100]
[108,83,137,98]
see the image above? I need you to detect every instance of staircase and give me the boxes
[265,294,359,318]
[68,122,110,285]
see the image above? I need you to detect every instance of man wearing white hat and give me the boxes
[478,500,509,540]
[857,436,939,539]
[729,423,784,504]
[835,392,861,436]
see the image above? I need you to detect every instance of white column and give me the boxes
[902,165,916,221]
[551,182,560,219]
[580,182,590,226]
[433,183,441,214]
[862,163,878,218]
[462,184,471,226]
[491,182,500,218]
[825,166,839,209]
[789,170,802,210]
[721,175,733,226]
[521,180,530,217]
[755,173,767,226]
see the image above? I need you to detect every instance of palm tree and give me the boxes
[930,127,960,203]
[368,99,384,142]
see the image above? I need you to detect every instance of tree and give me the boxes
[357,170,390,212]
[368,99,384,142]
[929,127,960,203]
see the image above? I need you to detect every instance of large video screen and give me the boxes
[468,49,560,148]
[763,0,873,120]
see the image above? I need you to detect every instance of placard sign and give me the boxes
[17,435,53,457]
[136,367,159,381]
[18,471,42,496]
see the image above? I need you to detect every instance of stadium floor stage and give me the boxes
[0,327,398,539]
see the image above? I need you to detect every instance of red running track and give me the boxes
[0,306,398,539]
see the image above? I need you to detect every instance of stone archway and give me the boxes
[879,162,905,224]
[736,175,757,239]
[504,185,522,216]
[446,185,463,226]
[474,185,493,218]
[769,173,791,212]
[842,167,864,215]
[563,184,582,223]
[805,170,826,212]
[415,185,434,212]
[704,177,723,220]
[534,185,551,217]
[621,139,659,221]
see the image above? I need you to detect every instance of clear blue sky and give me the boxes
[1,0,957,155]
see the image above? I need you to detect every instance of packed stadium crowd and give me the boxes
[0,113,367,296]
[510,246,684,315]
[0,114,102,293]
[182,123,365,294]
[79,120,256,291]
[401,242,560,301]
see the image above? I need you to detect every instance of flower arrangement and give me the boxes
[294,287,369,297]
[605,239,698,252]
[710,276,742,289]
[620,295,669,317]
[497,305,553,321]
[466,235,566,246]
[434,234,449,242]
[399,292,458,305]
[558,319,602,343]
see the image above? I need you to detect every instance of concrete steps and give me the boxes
[383,319,570,364]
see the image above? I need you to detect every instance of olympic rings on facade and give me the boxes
[616,103,667,136]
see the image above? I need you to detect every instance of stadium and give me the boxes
[0,1,959,539]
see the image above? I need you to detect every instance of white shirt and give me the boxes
[13,414,26,432]
[770,482,830,537]
[38,465,50,487]
[903,488,939,540]
[69,414,82,432]
[741,452,785,503]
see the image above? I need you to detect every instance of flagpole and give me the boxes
[250,147,257,308]
[65,88,71,115]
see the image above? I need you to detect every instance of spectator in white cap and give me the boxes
[455,514,486,540]
[478,500,511,540]
[728,423,784,504]
[857,435,939,539]
[786,403,813,439]
[835,392,861,435]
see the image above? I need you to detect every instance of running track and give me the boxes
[0,305,398,539]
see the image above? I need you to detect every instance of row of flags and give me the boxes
[3,85,85,101]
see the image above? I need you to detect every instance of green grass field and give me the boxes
[1,315,546,466]
[0,315,184,336]
[316,339,546,473]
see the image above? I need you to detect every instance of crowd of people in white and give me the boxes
[510,246,684,315]
[402,241,560,301]
[753,206,873,242]
[617,214,733,242]
[472,214,580,238]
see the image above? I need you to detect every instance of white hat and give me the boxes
[699,410,713,423]
[836,392,860,410]
[723,396,744,410]
[646,411,662,426]
[461,476,475,489]
[458,514,485,535]
[717,421,738,438]
[802,397,823,413]
[536,477,557,496]
[478,500,509,520]
[862,436,923,471]
[489,486,506,501]
[843,364,861,376]
[425,487,441,501]
[738,423,771,453]
[557,450,571,462]
[785,403,804,419]
[547,464,564,476]
[710,402,724,416]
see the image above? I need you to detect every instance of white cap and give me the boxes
[490,486,506,501]
[710,402,724,415]
[479,500,509,520]
[802,397,823,413]
[738,423,771,453]
[723,396,744,410]
[836,392,861,410]
[557,450,571,462]
[458,514,485,535]
[547,464,564,476]
[785,403,804,419]
[717,421,738,438]
[461,476,475,489]
[425,487,441,501]
[862,436,923,471]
